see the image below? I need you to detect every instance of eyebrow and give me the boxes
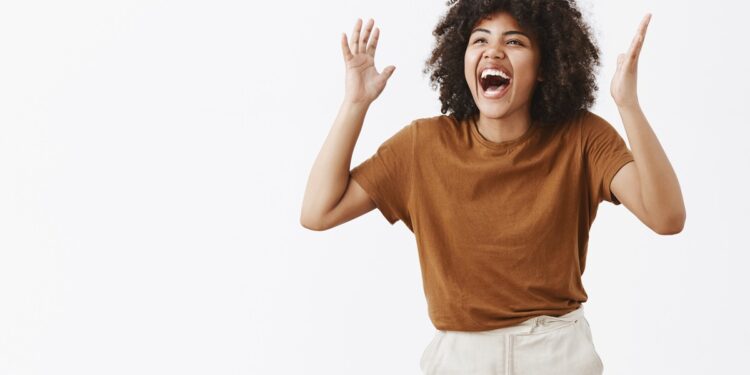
[470,28,530,39]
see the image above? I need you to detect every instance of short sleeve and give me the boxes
[350,122,415,225]
[581,112,635,205]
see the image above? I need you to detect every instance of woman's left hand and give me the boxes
[611,13,652,110]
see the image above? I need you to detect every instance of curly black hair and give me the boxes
[423,0,601,128]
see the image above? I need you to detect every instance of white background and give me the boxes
[1,0,748,374]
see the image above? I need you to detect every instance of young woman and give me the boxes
[301,1,685,373]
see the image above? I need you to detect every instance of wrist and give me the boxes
[342,98,372,111]
[616,100,642,114]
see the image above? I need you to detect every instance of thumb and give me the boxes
[381,65,396,81]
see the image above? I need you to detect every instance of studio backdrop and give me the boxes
[0,0,748,374]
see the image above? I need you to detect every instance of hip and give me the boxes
[420,305,604,375]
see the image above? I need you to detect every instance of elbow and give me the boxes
[654,225,683,236]
[652,210,686,235]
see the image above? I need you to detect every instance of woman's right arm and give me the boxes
[300,18,396,231]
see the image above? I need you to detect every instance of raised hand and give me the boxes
[611,13,651,110]
[340,18,396,105]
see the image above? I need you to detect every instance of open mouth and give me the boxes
[479,68,512,96]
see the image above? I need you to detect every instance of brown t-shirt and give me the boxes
[350,110,634,331]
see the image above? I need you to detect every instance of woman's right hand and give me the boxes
[340,18,396,106]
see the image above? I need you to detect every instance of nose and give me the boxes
[483,45,506,60]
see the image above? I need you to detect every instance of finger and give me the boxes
[380,65,396,82]
[378,65,396,84]
[341,32,353,61]
[634,14,651,56]
[617,53,635,75]
[359,18,374,54]
[626,30,641,57]
[627,35,643,62]
[628,13,651,59]
[350,18,362,54]
[638,13,652,36]
[615,54,626,74]
[632,35,645,62]
[623,38,640,68]
[367,27,380,57]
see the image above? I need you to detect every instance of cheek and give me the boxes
[464,54,477,92]
[464,70,474,92]
[463,56,470,80]
[515,57,540,87]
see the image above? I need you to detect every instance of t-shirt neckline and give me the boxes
[469,115,538,152]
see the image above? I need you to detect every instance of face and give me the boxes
[464,11,542,120]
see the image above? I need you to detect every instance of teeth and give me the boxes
[481,68,510,80]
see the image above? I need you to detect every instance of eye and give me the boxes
[472,38,524,46]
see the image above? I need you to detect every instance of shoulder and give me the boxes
[533,110,587,143]
[376,115,447,151]
[409,114,457,129]
[563,110,623,148]
[578,110,618,135]
[408,114,463,138]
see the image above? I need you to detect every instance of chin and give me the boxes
[476,104,512,119]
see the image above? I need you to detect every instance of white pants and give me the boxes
[420,305,604,375]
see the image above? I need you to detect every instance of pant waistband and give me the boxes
[461,305,586,336]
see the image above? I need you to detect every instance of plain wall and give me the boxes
[0,0,748,373]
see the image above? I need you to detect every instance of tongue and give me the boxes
[483,75,510,93]
[487,85,503,92]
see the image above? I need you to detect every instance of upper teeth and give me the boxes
[481,68,510,79]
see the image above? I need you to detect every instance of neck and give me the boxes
[475,109,534,143]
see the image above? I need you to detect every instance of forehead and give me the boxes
[471,11,525,34]
[469,11,539,46]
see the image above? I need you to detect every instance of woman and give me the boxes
[301,1,685,373]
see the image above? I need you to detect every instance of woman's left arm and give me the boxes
[609,13,686,235]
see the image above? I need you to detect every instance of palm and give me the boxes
[345,55,381,101]
[340,18,395,105]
